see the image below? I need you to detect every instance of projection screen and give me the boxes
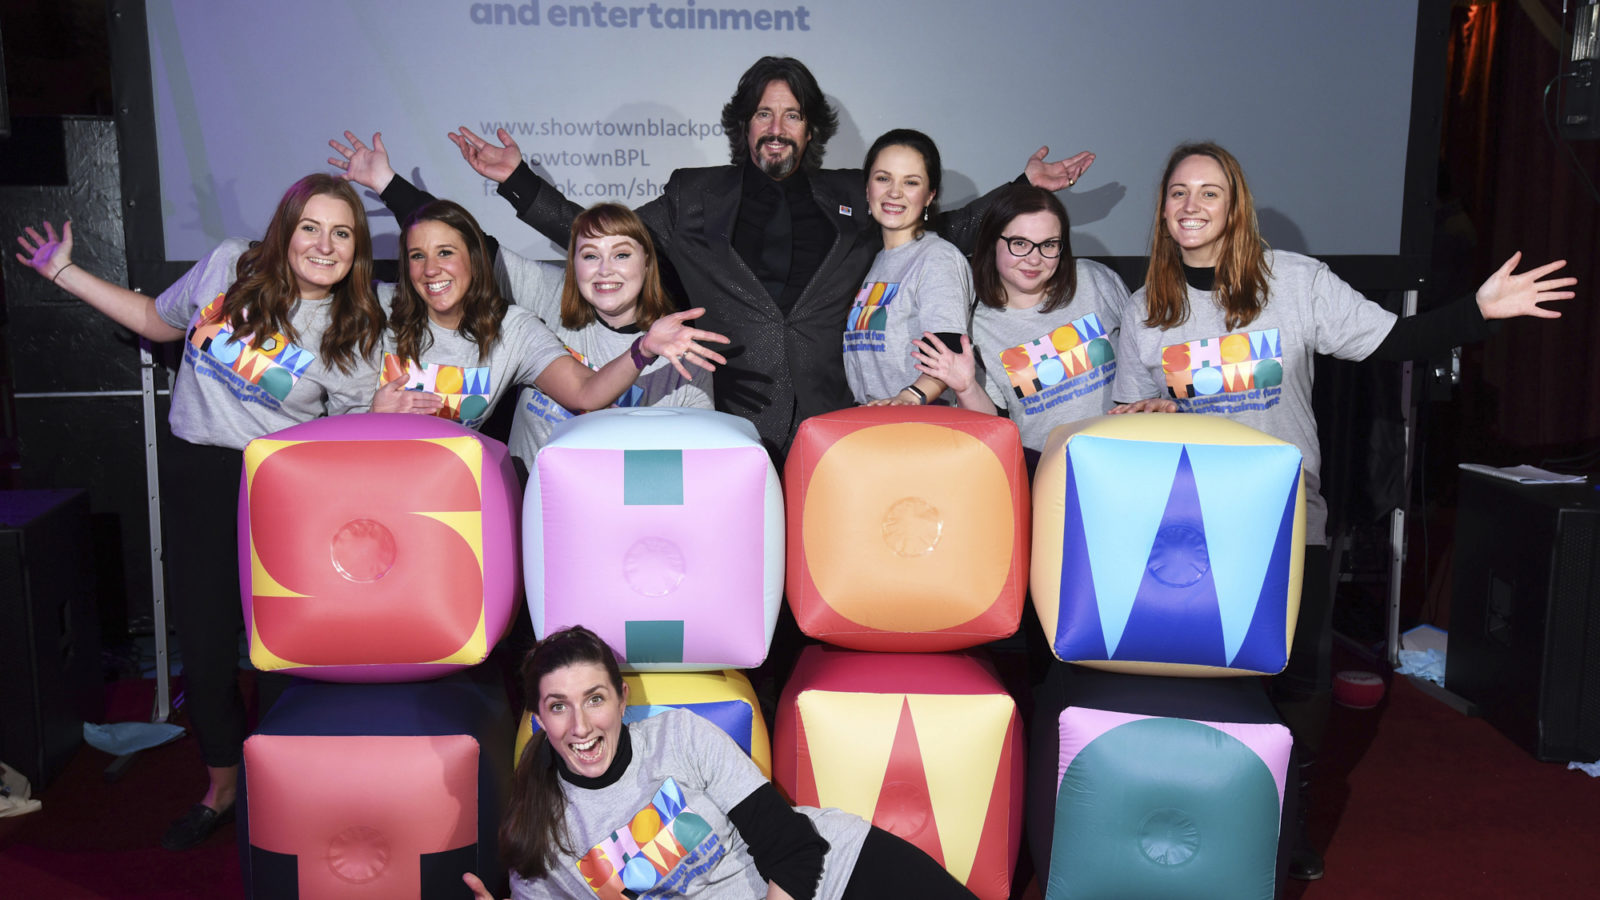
[110,0,1447,289]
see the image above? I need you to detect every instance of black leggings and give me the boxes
[1271,545,1334,758]
[842,826,977,900]
[160,438,248,767]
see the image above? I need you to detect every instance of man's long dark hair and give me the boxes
[720,56,837,172]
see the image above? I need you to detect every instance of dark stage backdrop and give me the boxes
[1440,0,1600,453]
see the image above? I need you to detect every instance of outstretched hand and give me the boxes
[1025,146,1096,191]
[641,307,731,380]
[371,376,445,415]
[327,131,397,194]
[15,220,73,282]
[1475,252,1577,320]
[449,126,524,184]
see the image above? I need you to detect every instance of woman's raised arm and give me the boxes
[15,220,185,343]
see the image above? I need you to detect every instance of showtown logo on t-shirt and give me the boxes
[185,294,314,409]
[1162,328,1284,413]
[382,353,494,427]
[999,311,1115,413]
[576,778,724,899]
[843,280,899,353]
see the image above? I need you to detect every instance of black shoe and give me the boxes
[161,802,235,851]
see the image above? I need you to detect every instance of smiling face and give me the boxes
[287,193,357,299]
[533,662,629,779]
[405,219,472,330]
[745,80,810,179]
[995,210,1062,309]
[1163,154,1231,267]
[574,232,647,328]
[866,144,935,249]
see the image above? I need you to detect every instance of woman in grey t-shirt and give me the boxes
[464,626,978,900]
[913,184,1127,464]
[1110,141,1576,882]
[846,129,973,407]
[15,175,388,852]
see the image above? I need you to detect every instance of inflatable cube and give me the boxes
[774,646,1023,900]
[785,406,1029,651]
[1032,414,1305,675]
[1027,667,1292,900]
[239,414,521,682]
[526,408,783,670]
[239,676,514,900]
[516,669,771,778]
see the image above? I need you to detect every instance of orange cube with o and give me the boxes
[784,406,1029,651]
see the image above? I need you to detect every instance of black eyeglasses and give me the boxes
[999,235,1063,258]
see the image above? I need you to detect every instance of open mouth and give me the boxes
[569,736,604,766]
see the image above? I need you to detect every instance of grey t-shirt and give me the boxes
[511,709,869,900]
[843,232,972,404]
[970,259,1130,451]
[379,296,567,432]
[155,238,378,450]
[496,252,713,467]
[1114,250,1397,544]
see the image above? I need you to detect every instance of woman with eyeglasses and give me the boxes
[913,183,1129,460]
[845,129,974,407]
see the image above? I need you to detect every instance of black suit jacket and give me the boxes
[500,162,994,457]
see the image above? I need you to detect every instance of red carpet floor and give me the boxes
[3,673,1596,898]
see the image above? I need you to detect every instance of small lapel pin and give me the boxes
[838,205,852,216]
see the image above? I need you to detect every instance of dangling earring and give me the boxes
[922,208,929,222]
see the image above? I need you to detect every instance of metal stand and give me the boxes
[103,338,172,783]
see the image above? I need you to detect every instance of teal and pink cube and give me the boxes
[524,408,783,670]
[1042,702,1291,899]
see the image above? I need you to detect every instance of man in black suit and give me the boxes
[451,57,1092,458]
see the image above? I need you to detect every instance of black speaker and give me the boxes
[1559,0,1600,140]
[1446,471,1600,761]
[0,490,105,789]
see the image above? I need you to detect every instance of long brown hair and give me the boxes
[502,626,627,880]
[971,184,1078,314]
[390,199,505,364]
[217,174,383,374]
[1142,142,1273,331]
[559,204,675,331]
